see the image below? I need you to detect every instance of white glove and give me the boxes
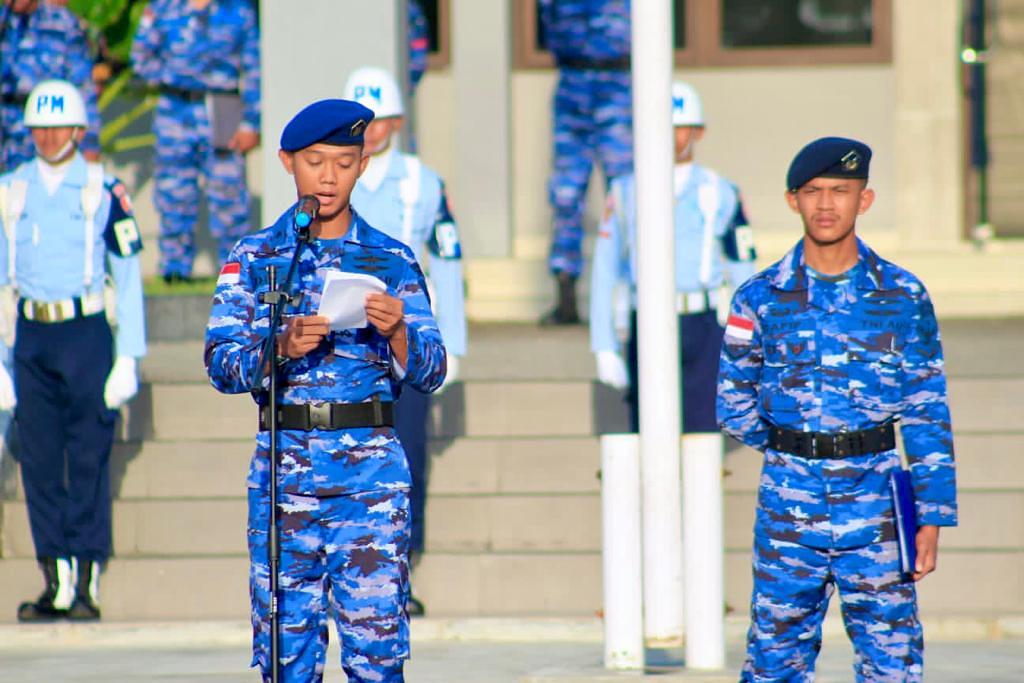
[0,364,15,411]
[437,354,459,395]
[595,351,629,391]
[103,356,138,410]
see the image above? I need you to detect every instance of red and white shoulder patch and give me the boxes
[725,314,754,341]
[217,262,241,286]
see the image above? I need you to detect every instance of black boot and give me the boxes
[17,558,74,622]
[68,559,102,621]
[539,272,581,325]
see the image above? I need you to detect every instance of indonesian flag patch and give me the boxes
[725,314,754,341]
[217,262,241,286]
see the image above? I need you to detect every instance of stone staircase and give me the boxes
[0,319,1022,623]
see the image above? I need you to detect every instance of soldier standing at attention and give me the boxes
[539,0,632,324]
[131,0,260,284]
[205,99,446,682]
[590,82,755,434]
[0,0,100,172]
[343,66,465,617]
[717,137,958,681]
[1,80,145,622]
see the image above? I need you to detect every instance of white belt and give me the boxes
[675,290,719,315]
[20,291,105,323]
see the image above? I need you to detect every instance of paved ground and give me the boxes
[0,630,1019,683]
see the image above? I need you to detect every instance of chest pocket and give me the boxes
[760,333,817,419]
[847,334,903,411]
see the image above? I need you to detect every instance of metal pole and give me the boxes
[632,0,684,648]
[682,433,725,669]
[964,0,991,246]
[601,434,644,670]
[266,265,281,683]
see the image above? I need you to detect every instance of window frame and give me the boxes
[424,0,452,70]
[512,0,892,70]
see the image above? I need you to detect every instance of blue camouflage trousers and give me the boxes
[247,487,411,683]
[153,93,250,277]
[743,535,923,682]
[0,102,34,173]
[548,68,633,277]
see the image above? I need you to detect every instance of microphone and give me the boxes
[293,195,320,238]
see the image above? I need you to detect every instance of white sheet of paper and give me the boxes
[316,270,388,330]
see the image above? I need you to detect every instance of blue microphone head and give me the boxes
[295,212,312,228]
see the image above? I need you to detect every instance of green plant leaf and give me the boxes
[67,0,129,31]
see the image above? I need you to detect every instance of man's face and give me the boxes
[31,126,81,163]
[278,143,369,219]
[363,117,403,156]
[673,125,704,162]
[785,177,875,246]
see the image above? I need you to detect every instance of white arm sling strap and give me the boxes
[398,154,422,248]
[0,179,28,286]
[80,163,105,289]
[696,174,721,291]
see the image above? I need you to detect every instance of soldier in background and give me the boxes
[717,137,958,681]
[539,0,632,325]
[0,0,100,172]
[1,80,145,622]
[131,0,260,283]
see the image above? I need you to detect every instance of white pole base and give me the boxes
[600,434,645,670]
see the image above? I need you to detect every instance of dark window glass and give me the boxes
[418,0,441,53]
[721,0,873,48]
[533,1,687,51]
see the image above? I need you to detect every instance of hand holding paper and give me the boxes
[317,271,388,330]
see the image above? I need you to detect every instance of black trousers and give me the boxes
[14,313,115,562]
[626,309,724,434]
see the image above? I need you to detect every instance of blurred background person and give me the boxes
[539,0,632,325]
[130,0,260,284]
[344,65,466,617]
[590,82,756,434]
[0,79,145,622]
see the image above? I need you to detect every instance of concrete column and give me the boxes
[260,0,406,226]
[893,0,964,248]
[451,0,512,257]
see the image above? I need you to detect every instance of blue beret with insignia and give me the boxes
[279,99,375,152]
[786,136,872,191]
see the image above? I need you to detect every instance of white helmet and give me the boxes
[343,66,404,119]
[24,79,88,128]
[671,81,704,127]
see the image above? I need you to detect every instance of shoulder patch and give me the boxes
[427,184,462,260]
[103,180,142,256]
[724,314,755,342]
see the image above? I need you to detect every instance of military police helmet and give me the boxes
[24,79,88,128]
[343,66,405,119]
[672,81,704,128]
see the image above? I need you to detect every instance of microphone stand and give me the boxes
[251,224,311,683]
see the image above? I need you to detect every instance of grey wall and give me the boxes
[259,0,406,226]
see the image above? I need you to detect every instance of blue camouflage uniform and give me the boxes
[206,204,446,681]
[131,0,260,278]
[540,0,633,276]
[591,163,755,432]
[352,149,465,558]
[717,237,958,681]
[0,153,146,565]
[0,3,100,173]
[408,0,429,93]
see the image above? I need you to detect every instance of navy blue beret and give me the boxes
[787,137,872,191]
[279,99,375,152]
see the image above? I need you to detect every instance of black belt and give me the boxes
[768,423,896,459]
[557,56,631,71]
[0,92,26,106]
[259,399,394,431]
[161,85,239,102]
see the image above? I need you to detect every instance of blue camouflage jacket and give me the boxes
[205,207,446,496]
[539,0,631,63]
[131,0,261,130]
[0,3,100,154]
[717,238,957,549]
